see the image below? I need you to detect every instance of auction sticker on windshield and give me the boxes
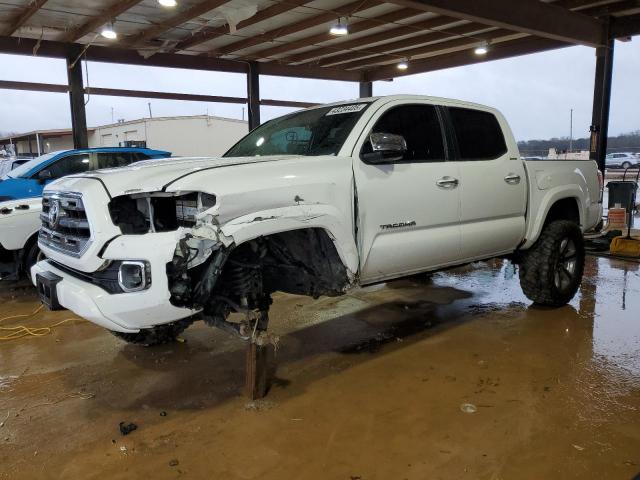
[326,104,368,115]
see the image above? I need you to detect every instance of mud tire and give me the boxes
[23,240,42,276]
[518,220,585,307]
[111,318,194,346]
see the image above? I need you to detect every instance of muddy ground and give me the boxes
[1,256,640,479]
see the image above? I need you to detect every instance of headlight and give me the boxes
[118,260,151,292]
[109,192,216,234]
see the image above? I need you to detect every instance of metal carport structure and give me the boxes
[0,0,639,171]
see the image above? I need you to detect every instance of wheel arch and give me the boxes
[219,204,359,276]
[522,189,584,249]
[225,226,354,298]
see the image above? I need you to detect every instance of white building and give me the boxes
[0,115,248,157]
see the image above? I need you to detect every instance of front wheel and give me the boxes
[111,318,194,346]
[23,241,43,277]
[622,161,632,170]
[518,220,585,307]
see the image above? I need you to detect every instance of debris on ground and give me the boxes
[244,399,277,412]
[573,444,585,451]
[169,459,179,467]
[160,411,167,416]
[460,403,477,414]
[119,422,138,436]
[0,410,9,428]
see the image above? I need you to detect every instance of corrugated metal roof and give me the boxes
[0,0,638,81]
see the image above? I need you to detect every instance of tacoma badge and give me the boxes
[380,221,416,230]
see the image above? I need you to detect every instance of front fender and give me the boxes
[0,198,42,251]
[219,204,359,276]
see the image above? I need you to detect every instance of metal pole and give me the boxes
[569,108,573,153]
[148,102,153,118]
[36,132,41,155]
[359,81,373,98]
[247,62,261,130]
[66,46,89,149]
[589,22,614,174]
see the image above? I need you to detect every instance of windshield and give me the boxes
[224,103,371,158]
[5,152,59,179]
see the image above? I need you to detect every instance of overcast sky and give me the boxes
[0,39,638,141]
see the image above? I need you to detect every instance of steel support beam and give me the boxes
[174,0,312,52]
[589,37,615,173]
[247,62,261,130]
[386,0,605,47]
[0,0,48,37]
[359,81,373,98]
[0,80,319,108]
[0,36,361,82]
[363,36,567,82]
[59,0,144,43]
[66,48,88,149]
[611,13,640,38]
[123,0,231,47]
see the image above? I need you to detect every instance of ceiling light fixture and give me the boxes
[474,41,489,55]
[397,60,409,70]
[329,18,348,36]
[101,22,117,40]
[158,0,177,7]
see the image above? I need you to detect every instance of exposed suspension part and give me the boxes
[202,241,274,342]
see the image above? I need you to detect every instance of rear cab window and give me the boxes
[448,107,507,160]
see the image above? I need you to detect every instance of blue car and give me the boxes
[0,147,171,201]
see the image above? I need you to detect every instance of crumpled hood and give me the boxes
[45,155,293,198]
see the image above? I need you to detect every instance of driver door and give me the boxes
[353,101,462,284]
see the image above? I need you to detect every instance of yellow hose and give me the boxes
[0,304,81,341]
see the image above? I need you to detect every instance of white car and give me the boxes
[33,95,603,346]
[0,157,30,177]
[605,152,638,169]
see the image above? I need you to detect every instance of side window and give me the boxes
[448,107,507,160]
[97,152,136,169]
[130,152,151,162]
[46,154,92,179]
[363,104,445,162]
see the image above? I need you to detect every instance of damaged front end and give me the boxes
[107,190,352,340]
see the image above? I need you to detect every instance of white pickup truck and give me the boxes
[32,95,603,345]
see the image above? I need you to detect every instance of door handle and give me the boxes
[436,176,459,189]
[504,173,521,185]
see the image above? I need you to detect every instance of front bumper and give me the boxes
[31,258,200,333]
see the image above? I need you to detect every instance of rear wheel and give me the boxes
[111,318,194,346]
[518,220,585,307]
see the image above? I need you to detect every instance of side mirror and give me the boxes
[360,132,407,164]
[37,169,52,183]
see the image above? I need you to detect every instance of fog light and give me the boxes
[118,261,151,293]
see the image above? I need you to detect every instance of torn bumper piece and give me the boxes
[31,230,202,333]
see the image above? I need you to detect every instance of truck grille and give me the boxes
[39,192,92,257]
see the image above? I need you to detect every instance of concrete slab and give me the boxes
[1,256,639,479]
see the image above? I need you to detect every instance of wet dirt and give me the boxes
[1,256,640,479]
